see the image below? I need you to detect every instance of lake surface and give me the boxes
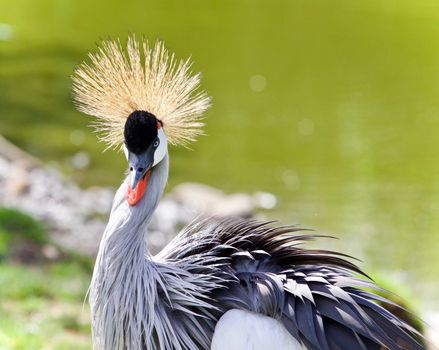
[1,0,438,310]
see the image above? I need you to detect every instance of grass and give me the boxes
[0,208,48,258]
[0,208,92,350]
[0,264,91,350]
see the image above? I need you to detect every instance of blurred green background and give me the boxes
[1,0,439,348]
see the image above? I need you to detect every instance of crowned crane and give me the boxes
[72,37,425,350]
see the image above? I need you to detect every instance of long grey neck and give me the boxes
[90,154,169,350]
[92,153,169,275]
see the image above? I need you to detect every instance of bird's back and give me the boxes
[157,217,425,350]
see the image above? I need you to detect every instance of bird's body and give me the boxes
[89,151,423,350]
[73,37,425,350]
[212,309,304,350]
[90,155,308,350]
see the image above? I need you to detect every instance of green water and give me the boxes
[1,1,439,309]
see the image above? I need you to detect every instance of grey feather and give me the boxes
[90,153,426,350]
[159,217,425,350]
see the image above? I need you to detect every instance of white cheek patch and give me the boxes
[153,128,168,166]
[123,144,129,160]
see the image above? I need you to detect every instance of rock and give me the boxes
[0,139,112,256]
[5,163,30,195]
[42,244,61,261]
[170,182,274,217]
[253,191,277,210]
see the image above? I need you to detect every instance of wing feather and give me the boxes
[157,217,425,350]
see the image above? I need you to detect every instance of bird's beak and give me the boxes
[126,146,155,206]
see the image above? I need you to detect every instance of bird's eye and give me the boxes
[154,140,159,148]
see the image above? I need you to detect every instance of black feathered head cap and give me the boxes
[124,110,160,154]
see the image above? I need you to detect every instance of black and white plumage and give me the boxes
[161,218,424,350]
[73,36,425,350]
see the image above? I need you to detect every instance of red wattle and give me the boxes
[127,171,151,206]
